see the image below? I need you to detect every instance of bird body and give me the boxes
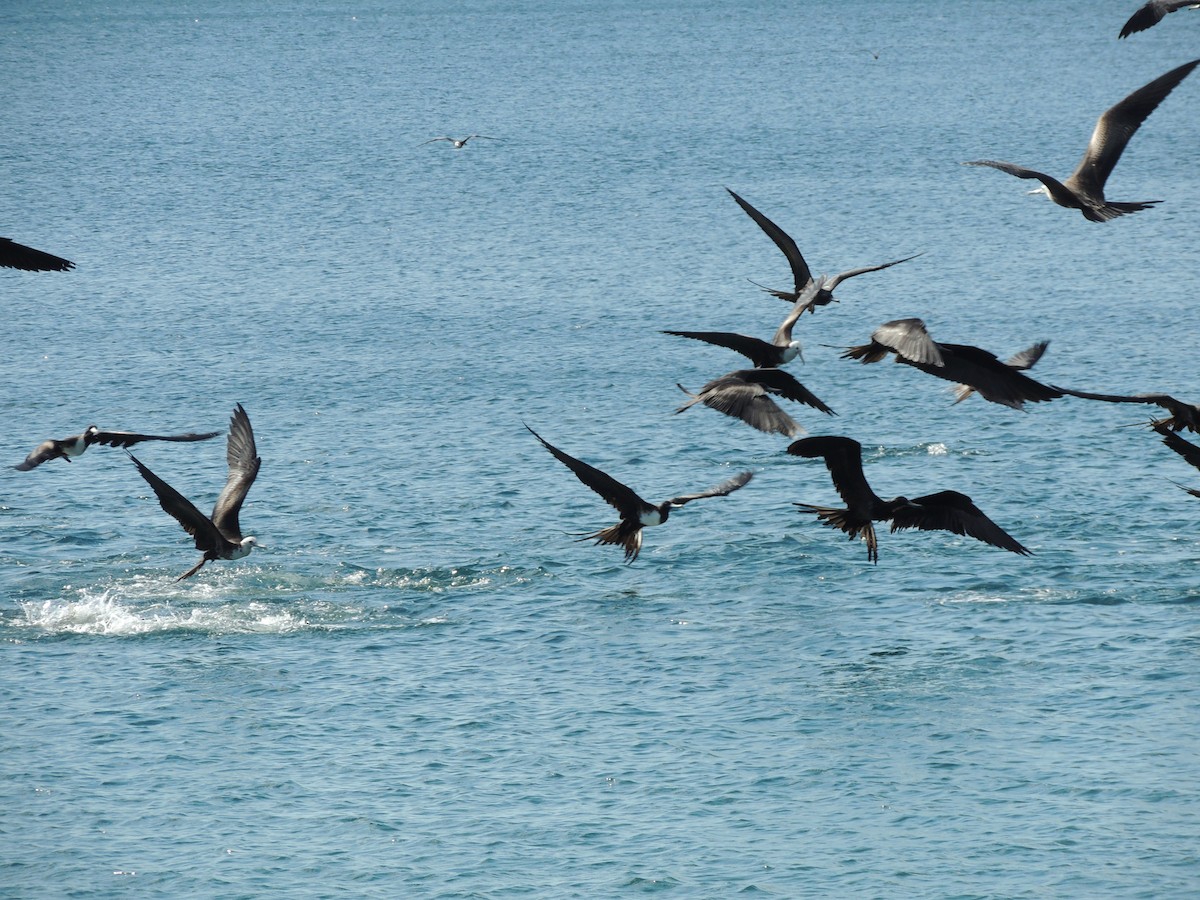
[844,319,1062,410]
[675,368,835,437]
[0,237,74,272]
[1120,1,1200,38]
[130,404,260,580]
[525,424,752,562]
[965,59,1200,221]
[14,425,221,471]
[788,436,1031,563]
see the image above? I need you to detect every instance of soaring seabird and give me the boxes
[953,341,1050,404]
[662,282,820,368]
[1151,421,1200,498]
[964,58,1200,221]
[1120,1,1199,38]
[130,404,260,580]
[675,368,835,437]
[525,423,752,563]
[843,318,1063,410]
[788,435,1031,563]
[1056,388,1200,432]
[14,424,221,471]
[420,135,500,148]
[726,188,921,309]
[1,237,74,272]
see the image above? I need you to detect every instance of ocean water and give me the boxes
[3,0,1200,895]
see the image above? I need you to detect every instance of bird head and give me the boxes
[785,340,804,363]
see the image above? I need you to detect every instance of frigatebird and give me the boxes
[1119,1,1199,39]
[675,368,835,437]
[1,237,74,272]
[14,424,220,471]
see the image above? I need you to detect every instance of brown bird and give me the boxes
[526,423,752,563]
[675,368,835,437]
[1120,1,1200,38]
[843,318,1063,410]
[788,435,1031,564]
[1,237,74,272]
[726,188,921,309]
[14,424,220,471]
[964,59,1200,221]
[130,404,260,580]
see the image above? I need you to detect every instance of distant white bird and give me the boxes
[420,134,500,149]
[1119,1,1200,39]
[964,58,1200,221]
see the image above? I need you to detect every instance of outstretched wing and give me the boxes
[1120,2,1200,39]
[130,453,227,554]
[1065,59,1200,196]
[88,429,221,448]
[525,423,649,519]
[870,318,944,366]
[13,439,63,471]
[661,330,779,368]
[211,404,261,541]
[1057,388,1200,430]
[736,369,835,415]
[1154,421,1200,472]
[0,237,74,272]
[963,160,1077,207]
[667,470,754,506]
[891,490,1031,556]
[787,435,883,518]
[824,252,924,291]
[726,188,813,296]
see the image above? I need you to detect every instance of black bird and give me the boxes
[14,424,221,471]
[1120,1,1199,38]
[788,436,1031,563]
[727,188,921,309]
[675,368,835,437]
[1056,388,1200,432]
[662,282,819,368]
[130,404,260,580]
[843,318,1063,410]
[525,424,752,563]
[1,237,74,272]
[964,59,1200,221]
[420,134,500,148]
[954,341,1050,404]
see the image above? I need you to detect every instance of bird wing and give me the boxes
[0,237,74,272]
[735,369,836,414]
[12,439,64,471]
[130,453,228,554]
[1119,1,1198,38]
[661,330,779,368]
[824,252,925,291]
[87,429,222,448]
[890,490,1031,556]
[1065,59,1200,197]
[667,470,754,506]
[726,188,813,295]
[211,404,260,541]
[962,160,1078,207]
[421,136,452,144]
[786,436,884,518]
[688,376,801,437]
[525,424,650,519]
[870,318,944,366]
[1154,421,1200,472]
[933,344,1063,409]
[1005,340,1049,371]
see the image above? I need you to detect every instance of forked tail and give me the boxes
[794,503,879,563]
[1084,199,1161,222]
[573,522,643,563]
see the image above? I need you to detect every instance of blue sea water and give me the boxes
[3,0,1200,895]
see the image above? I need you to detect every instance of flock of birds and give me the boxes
[5,2,1200,573]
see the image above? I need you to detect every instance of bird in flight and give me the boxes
[675,368,835,437]
[1119,1,1199,39]
[130,404,261,580]
[964,58,1200,221]
[843,318,1063,410]
[525,423,752,563]
[726,188,921,309]
[952,341,1050,404]
[1,237,74,272]
[788,435,1031,563]
[420,134,500,149]
[14,424,220,471]
[1056,388,1200,432]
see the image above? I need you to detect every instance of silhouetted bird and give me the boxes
[843,318,1063,409]
[788,435,1031,563]
[954,341,1049,404]
[1151,421,1200,497]
[420,134,500,148]
[0,237,74,272]
[964,58,1200,221]
[1057,388,1200,432]
[1119,1,1199,38]
[130,404,260,580]
[726,188,921,309]
[14,424,220,471]
[525,424,752,563]
[675,368,835,437]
